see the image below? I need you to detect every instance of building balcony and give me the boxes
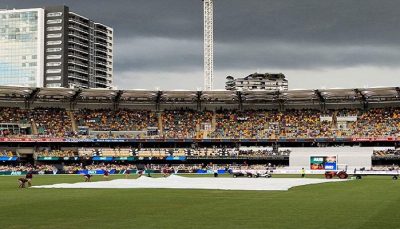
[94,26,108,34]
[95,66,107,72]
[95,80,109,87]
[68,45,89,54]
[96,61,107,66]
[68,25,89,34]
[68,74,89,82]
[68,60,88,68]
[95,36,107,44]
[95,46,108,52]
[68,52,89,60]
[95,70,107,76]
[95,49,107,56]
[68,39,89,47]
[68,67,88,75]
[95,54,107,60]
[68,18,89,27]
[68,32,89,41]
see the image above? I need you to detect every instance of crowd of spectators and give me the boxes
[349,108,400,137]
[238,148,291,157]
[161,110,213,139]
[62,163,135,173]
[373,149,400,157]
[208,109,346,139]
[36,149,77,157]
[0,164,32,172]
[31,108,74,137]
[0,107,30,124]
[209,110,269,139]
[321,109,360,117]
[75,147,290,158]
[74,109,158,132]
[0,107,398,139]
[0,150,17,157]
[61,163,278,173]
[0,163,59,173]
[371,165,400,170]
[78,148,133,157]
[0,107,31,136]
[209,108,400,139]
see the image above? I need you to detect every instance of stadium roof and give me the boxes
[0,86,398,105]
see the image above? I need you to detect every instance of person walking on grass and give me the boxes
[301,168,305,178]
[18,177,29,188]
[125,169,131,179]
[84,174,92,182]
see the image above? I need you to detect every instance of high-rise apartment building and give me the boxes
[0,5,113,88]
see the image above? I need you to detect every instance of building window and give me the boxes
[47,12,63,17]
[46,33,62,38]
[8,13,20,19]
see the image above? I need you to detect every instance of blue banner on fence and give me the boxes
[196,169,215,174]
[196,169,207,174]
[0,156,18,161]
[92,156,113,161]
[217,169,226,174]
[77,169,116,175]
[166,156,186,161]
[324,162,337,170]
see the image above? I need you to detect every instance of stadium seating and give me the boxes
[36,149,77,157]
[0,150,17,157]
[74,109,158,131]
[0,107,398,139]
[77,148,133,157]
[31,108,73,137]
[161,110,213,139]
[373,149,400,157]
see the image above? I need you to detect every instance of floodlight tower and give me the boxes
[203,0,214,91]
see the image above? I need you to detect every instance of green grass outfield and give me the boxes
[1,174,400,229]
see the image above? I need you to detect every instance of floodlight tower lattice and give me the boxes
[203,0,214,91]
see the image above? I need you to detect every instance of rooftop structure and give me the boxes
[226,73,288,91]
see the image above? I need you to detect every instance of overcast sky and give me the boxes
[2,0,400,90]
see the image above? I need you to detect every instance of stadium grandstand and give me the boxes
[0,85,399,175]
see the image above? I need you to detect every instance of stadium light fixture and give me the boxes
[203,0,214,91]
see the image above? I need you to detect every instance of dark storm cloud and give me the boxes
[5,0,400,44]
[115,37,203,71]
[2,0,400,89]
